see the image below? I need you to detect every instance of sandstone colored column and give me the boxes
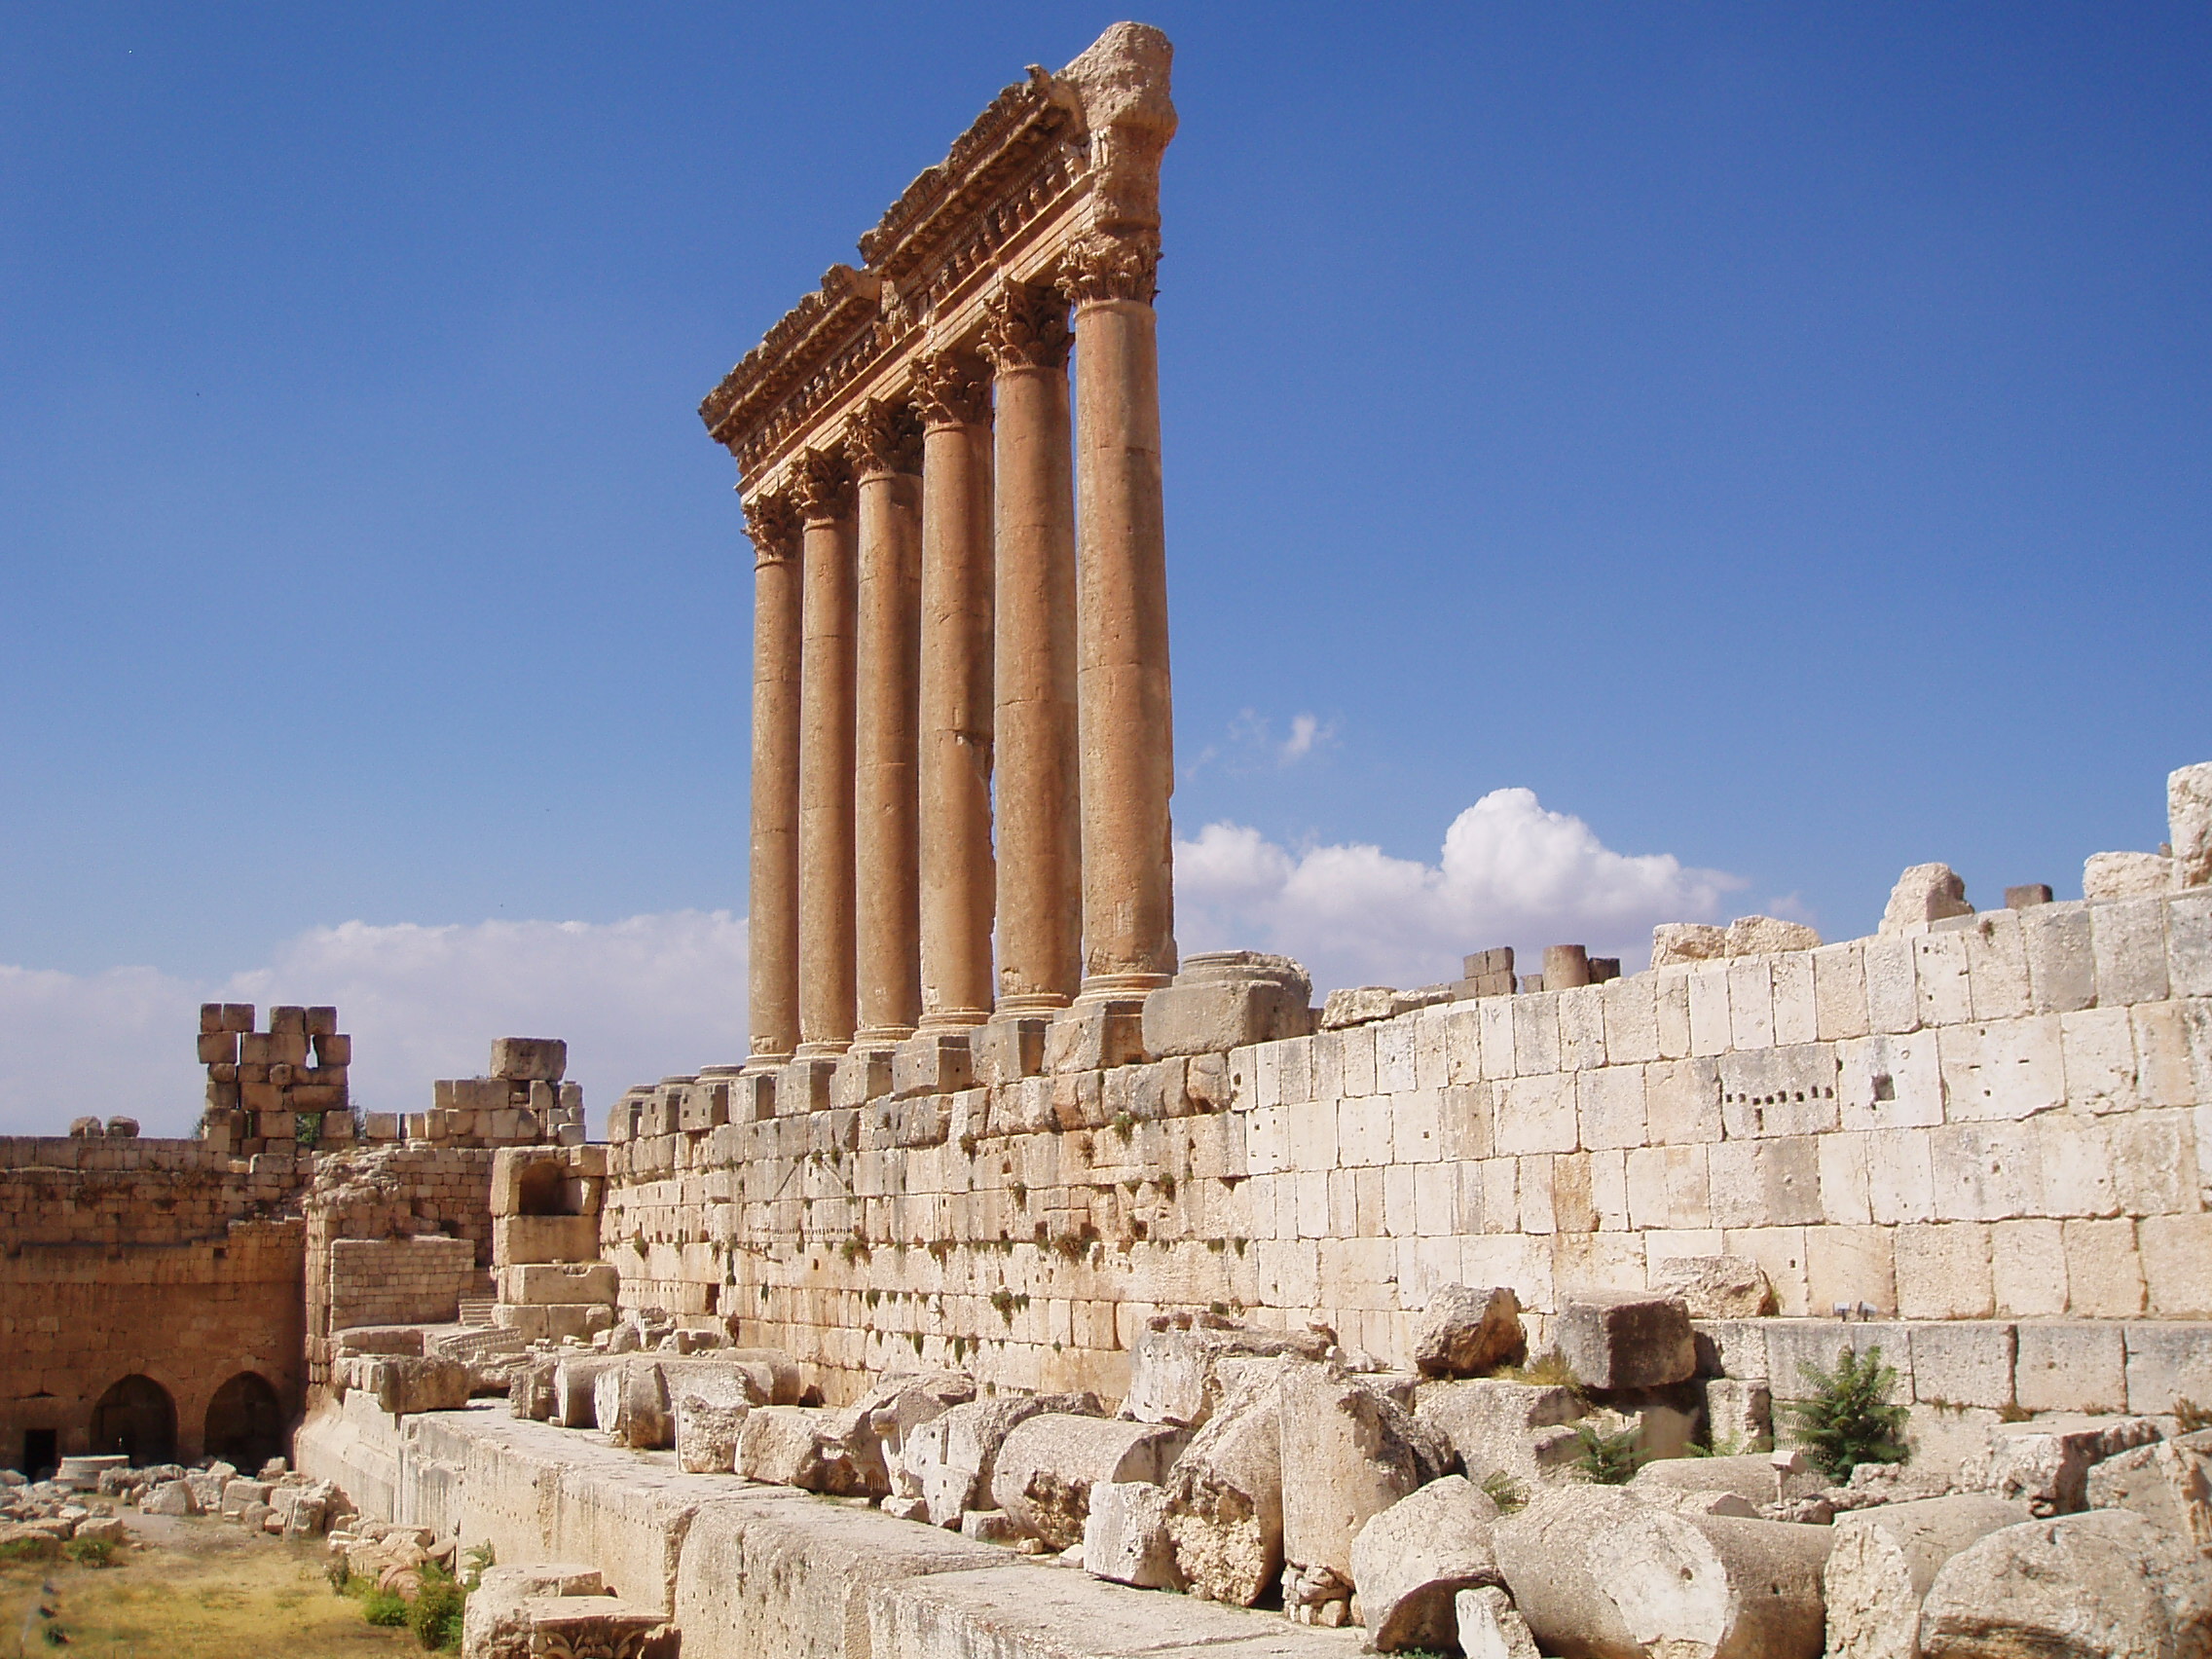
[850,399,924,1046]
[794,447,858,1055]
[911,351,996,1028]
[742,494,802,1067]
[1067,233,1177,996]
[983,281,1082,1013]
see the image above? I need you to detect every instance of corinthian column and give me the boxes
[743,493,802,1066]
[982,280,1082,1013]
[911,351,996,1028]
[1066,231,1177,994]
[850,399,924,1047]
[794,446,858,1055]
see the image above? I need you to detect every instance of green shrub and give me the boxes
[408,1564,466,1651]
[1787,1345,1909,1482]
[1573,1420,1645,1485]
[461,1541,496,1590]
[0,1535,59,1563]
[62,1535,116,1567]
[361,1586,409,1627]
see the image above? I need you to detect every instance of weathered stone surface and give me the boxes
[1457,1584,1541,1659]
[1920,1508,2212,1659]
[1883,865,1973,935]
[989,1414,1189,1550]
[1958,1414,2161,1516]
[737,1405,884,1497]
[674,1395,750,1475]
[1649,1255,1774,1318]
[909,1396,1055,1528]
[1163,1363,1288,1604]
[851,1369,976,1501]
[141,1479,199,1516]
[1630,1454,1791,1508]
[1082,1480,1182,1589]
[360,1354,473,1418]
[1413,1284,1527,1380]
[552,1356,616,1428]
[2084,850,2176,901]
[1142,954,1311,1057]
[461,1563,605,1659]
[2173,761,2212,889]
[524,1596,663,1659]
[1414,1379,1587,1493]
[1278,1361,1451,1583]
[1823,1494,2030,1659]
[1705,1379,1775,1453]
[1120,1317,1326,1426]
[1726,916,1823,956]
[2084,1431,2212,1552]
[1653,923,1730,970]
[1557,1294,1697,1390]
[594,1358,673,1450]
[1349,1475,1501,1653]
[489,1036,567,1083]
[1495,1486,1831,1659]
[1320,987,1401,1029]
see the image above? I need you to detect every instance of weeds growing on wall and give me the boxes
[1572,1421,1645,1485]
[1787,1345,1909,1481]
[1478,1470,1528,1514]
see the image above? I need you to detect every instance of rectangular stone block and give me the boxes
[1990,1218,2069,1317]
[1601,976,1660,1064]
[221,1002,255,1032]
[2122,1321,2212,1417]
[1914,932,1972,1026]
[1837,1033,1943,1131]
[2014,1319,2126,1414]
[1895,1223,1994,1318]
[1577,1065,1646,1150]
[777,1056,834,1116]
[2023,901,2097,1014]
[2141,1213,2212,1317]
[1963,911,2033,1020]
[1707,1136,1822,1230]
[503,1262,619,1306]
[1806,1225,1896,1316]
[1717,1045,1840,1139]
[490,1036,568,1082]
[1936,1017,2064,1122]
[269,1005,306,1036]
[1908,1321,2016,1409]
[1492,1074,1576,1157]
[495,1214,599,1266]
[2169,891,2212,998]
[1812,942,1870,1043]
[1864,938,1919,1034]
[1767,1318,1913,1401]
[1687,965,1731,1055]
[2062,1217,2146,1317]
[1643,1056,1720,1145]
[971,1015,1048,1086]
[2091,897,2169,1007]
[1929,1121,2043,1223]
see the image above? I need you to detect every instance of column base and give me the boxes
[831,1046,896,1110]
[741,1051,792,1077]
[972,1016,1051,1087]
[993,991,1072,1016]
[1046,996,1149,1075]
[793,1039,853,1059]
[1078,972,1172,1002]
[893,1029,976,1098]
[777,1056,838,1116]
[915,1009,992,1031]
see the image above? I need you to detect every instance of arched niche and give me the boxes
[92,1374,178,1465]
[203,1371,286,1471]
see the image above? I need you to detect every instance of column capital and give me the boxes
[1060,230,1161,309]
[910,350,992,430]
[980,279,1071,373]
[742,493,802,564]
[848,396,923,479]
[794,446,855,523]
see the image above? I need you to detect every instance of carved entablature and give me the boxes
[699,23,1175,502]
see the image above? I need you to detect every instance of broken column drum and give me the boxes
[699,23,1181,1074]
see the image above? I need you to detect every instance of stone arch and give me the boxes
[203,1371,285,1470]
[515,1159,570,1216]
[92,1374,177,1465]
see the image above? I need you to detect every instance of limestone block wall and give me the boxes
[598,888,2212,1403]
[327,1235,480,1331]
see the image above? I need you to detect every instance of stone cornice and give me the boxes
[701,23,1173,496]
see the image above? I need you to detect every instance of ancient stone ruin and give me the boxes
[8,22,2212,1659]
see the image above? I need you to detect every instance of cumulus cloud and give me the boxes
[0,911,748,1139]
[1175,788,1741,994]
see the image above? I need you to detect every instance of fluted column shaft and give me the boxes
[983,283,1082,1012]
[913,354,997,1027]
[1069,242,1177,991]
[852,402,924,1045]
[795,449,858,1054]
[743,496,803,1064]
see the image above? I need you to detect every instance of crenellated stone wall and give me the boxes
[598,887,2212,1405]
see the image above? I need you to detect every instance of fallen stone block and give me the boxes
[1121,1315,1328,1426]
[1705,1378,1775,1453]
[1083,1480,1182,1589]
[1350,1474,1502,1653]
[853,1369,977,1501]
[674,1395,750,1474]
[362,1355,473,1418]
[1883,864,1973,934]
[1457,1584,1542,1659]
[1920,1508,2212,1659]
[1320,986,1402,1028]
[957,1508,1024,1545]
[1495,1486,1831,1659]
[910,1395,1058,1528]
[1557,1294,1697,1390]
[737,1406,885,1498]
[1163,1363,1289,1604]
[594,1358,674,1450]
[990,1414,1189,1550]
[71,1515,126,1544]
[2084,1431,2212,1552]
[1649,1255,1773,1318]
[1414,1378,1587,1494]
[1141,953,1312,1057]
[141,1479,199,1517]
[1957,1414,2161,1516]
[1413,1284,1527,1380]
[552,1356,619,1427]
[1652,922,1730,969]
[461,1563,604,1659]
[717,1346,805,1405]
[1630,1453,1806,1508]
[1279,1360,1451,1585]
[524,1596,661,1659]
[1823,1494,2032,1659]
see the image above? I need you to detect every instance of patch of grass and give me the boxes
[1498,1349,1584,1392]
[0,1535,59,1564]
[1111,1111,1135,1143]
[2177,1398,2212,1434]
[361,1585,409,1626]
[1573,1420,1646,1485]
[64,1535,118,1568]
[1787,1345,1910,1482]
[1478,1470,1528,1515]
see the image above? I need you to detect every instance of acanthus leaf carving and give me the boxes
[741,493,803,562]
[848,396,924,477]
[1059,230,1161,308]
[908,351,991,429]
[794,446,855,522]
[980,280,1071,372]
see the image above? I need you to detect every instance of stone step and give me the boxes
[457,1299,498,1329]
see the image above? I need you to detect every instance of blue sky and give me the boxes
[1,4,2207,1128]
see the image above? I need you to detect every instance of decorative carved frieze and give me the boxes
[980,280,1071,372]
[909,350,992,429]
[1059,231,1161,308]
[849,396,924,477]
[742,494,803,562]
[794,447,854,523]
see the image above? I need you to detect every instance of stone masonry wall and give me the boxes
[599,888,2212,1405]
[327,1235,481,1331]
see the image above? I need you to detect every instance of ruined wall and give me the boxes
[599,888,2212,1404]
[0,1137,308,1470]
[327,1235,480,1331]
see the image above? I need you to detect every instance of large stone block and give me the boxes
[1413,1284,1526,1379]
[1919,1508,2212,1659]
[1717,1046,1840,1140]
[1822,1494,2033,1659]
[1959,1414,2160,1515]
[737,1406,886,1498]
[2015,1320,2127,1415]
[357,1355,472,1418]
[1882,864,1972,936]
[1161,1361,1293,1605]
[501,1262,618,1306]
[2123,1320,2212,1417]
[1557,1294,1696,1390]
[2085,1432,2212,1552]
[990,1414,1188,1550]
[1648,1255,1772,1318]
[494,1214,599,1266]
[1120,1316,1328,1426]
[1082,1480,1182,1589]
[1142,953,1311,1058]
[1414,1379,1586,1493]
[1278,1362,1451,1582]
[1349,1475,1501,1653]
[489,1036,566,1082]
[907,1395,1060,1529]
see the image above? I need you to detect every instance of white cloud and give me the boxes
[1278,713,1334,763]
[1175,788,1742,994]
[0,911,748,1139]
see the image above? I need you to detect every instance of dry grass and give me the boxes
[0,1514,414,1659]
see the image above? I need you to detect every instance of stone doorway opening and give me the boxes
[92,1374,177,1464]
[203,1371,284,1470]
[19,1428,56,1479]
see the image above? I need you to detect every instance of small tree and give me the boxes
[1572,1420,1645,1485]
[1788,1345,1909,1481]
